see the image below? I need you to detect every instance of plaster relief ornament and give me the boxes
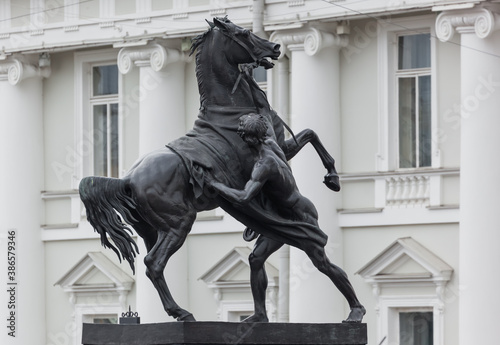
[79,16,363,323]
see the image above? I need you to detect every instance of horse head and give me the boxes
[192,16,281,108]
[209,16,281,69]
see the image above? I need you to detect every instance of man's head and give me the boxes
[238,113,268,146]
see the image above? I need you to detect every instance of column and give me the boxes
[436,7,500,344]
[270,28,348,323]
[0,57,50,344]
[118,43,189,322]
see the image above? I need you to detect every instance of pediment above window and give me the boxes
[200,246,278,289]
[55,251,134,294]
[357,237,453,286]
[200,247,279,321]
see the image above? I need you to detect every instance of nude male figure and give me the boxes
[208,113,365,323]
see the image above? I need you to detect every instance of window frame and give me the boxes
[379,296,442,345]
[74,304,122,345]
[74,49,123,189]
[89,63,120,178]
[396,32,432,170]
[398,309,434,345]
[377,16,439,172]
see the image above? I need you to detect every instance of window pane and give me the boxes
[419,75,432,167]
[93,317,118,324]
[398,34,430,70]
[399,77,416,168]
[110,103,119,177]
[93,65,119,96]
[400,312,433,345]
[253,66,267,84]
[93,105,108,176]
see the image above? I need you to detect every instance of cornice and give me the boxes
[0,57,50,85]
[436,6,500,41]
[117,42,189,74]
[270,27,348,58]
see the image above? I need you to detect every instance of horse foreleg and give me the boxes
[283,129,340,191]
[144,229,195,321]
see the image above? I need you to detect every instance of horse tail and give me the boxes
[79,176,140,274]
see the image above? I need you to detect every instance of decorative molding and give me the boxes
[436,8,500,41]
[270,27,348,58]
[0,33,9,39]
[99,21,115,29]
[30,29,44,36]
[0,58,51,85]
[209,8,226,16]
[135,17,151,24]
[117,43,187,74]
[288,0,305,7]
[64,25,79,32]
[173,13,188,20]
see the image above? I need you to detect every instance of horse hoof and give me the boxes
[243,227,259,242]
[178,313,197,322]
[324,173,341,192]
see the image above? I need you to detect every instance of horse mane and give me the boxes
[190,27,214,109]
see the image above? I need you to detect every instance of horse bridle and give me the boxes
[216,26,262,65]
[214,25,278,94]
[216,27,298,144]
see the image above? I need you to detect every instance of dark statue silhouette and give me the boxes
[79,17,364,323]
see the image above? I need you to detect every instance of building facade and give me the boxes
[1,1,499,344]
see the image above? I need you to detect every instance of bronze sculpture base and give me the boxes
[82,321,367,345]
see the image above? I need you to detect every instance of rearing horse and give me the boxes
[79,17,342,322]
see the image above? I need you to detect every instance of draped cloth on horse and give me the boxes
[167,106,328,249]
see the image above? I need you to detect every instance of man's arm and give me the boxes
[209,160,271,205]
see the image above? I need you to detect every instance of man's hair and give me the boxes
[240,113,268,141]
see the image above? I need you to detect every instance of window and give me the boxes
[87,314,119,324]
[74,49,122,189]
[90,64,120,177]
[397,33,431,169]
[377,16,437,172]
[400,311,434,345]
[253,65,267,92]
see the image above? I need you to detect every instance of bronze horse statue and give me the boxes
[79,17,353,322]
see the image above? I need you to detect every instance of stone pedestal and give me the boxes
[82,322,367,345]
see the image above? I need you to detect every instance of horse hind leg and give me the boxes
[283,129,340,192]
[144,226,195,321]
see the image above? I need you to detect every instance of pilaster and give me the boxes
[435,5,500,345]
[117,41,189,323]
[269,26,348,323]
[0,54,48,345]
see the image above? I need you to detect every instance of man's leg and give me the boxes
[304,243,365,322]
[244,236,283,322]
